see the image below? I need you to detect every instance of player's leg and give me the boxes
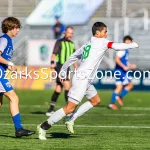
[38,78,87,140]
[109,83,123,109]
[63,68,71,102]
[46,64,63,116]
[117,77,133,105]
[0,95,3,108]
[46,83,62,116]
[4,90,35,137]
[119,81,133,99]
[63,80,71,102]
[38,100,78,140]
[67,94,100,122]
[65,84,99,134]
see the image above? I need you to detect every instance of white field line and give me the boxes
[121,107,150,111]
[0,123,150,129]
[0,113,150,117]
[2,105,150,111]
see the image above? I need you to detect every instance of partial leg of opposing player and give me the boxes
[63,80,71,102]
[119,82,133,99]
[109,83,123,110]
[46,84,62,117]
[0,95,3,108]
[4,90,35,137]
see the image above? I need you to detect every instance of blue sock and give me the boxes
[120,89,129,98]
[110,92,118,104]
[12,113,23,130]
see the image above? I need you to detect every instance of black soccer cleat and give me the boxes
[15,128,36,138]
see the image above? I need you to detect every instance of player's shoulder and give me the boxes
[56,38,63,42]
[91,37,113,49]
[91,37,111,43]
[0,36,8,45]
[69,40,74,44]
[102,38,112,44]
[55,39,62,46]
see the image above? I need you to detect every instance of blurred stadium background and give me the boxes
[0,0,149,90]
[1,1,150,149]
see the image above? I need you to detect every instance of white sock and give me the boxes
[70,101,93,123]
[47,108,66,125]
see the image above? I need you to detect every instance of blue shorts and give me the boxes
[115,70,132,85]
[0,77,13,95]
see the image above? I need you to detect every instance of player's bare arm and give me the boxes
[0,51,17,71]
[128,63,136,70]
[50,53,56,69]
[73,61,78,70]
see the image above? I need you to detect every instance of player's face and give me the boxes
[100,27,107,38]
[65,28,74,40]
[125,39,132,44]
[11,28,20,37]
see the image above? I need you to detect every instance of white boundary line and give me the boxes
[121,107,150,111]
[2,105,150,111]
[0,113,150,117]
[0,123,150,129]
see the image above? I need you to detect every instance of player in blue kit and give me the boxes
[108,35,136,110]
[0,17,35,137]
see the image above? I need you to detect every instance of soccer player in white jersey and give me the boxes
[37,22,139,140]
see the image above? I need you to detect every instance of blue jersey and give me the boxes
[114,49,131,85]
[0,34,13,75]
[115,49,129,72]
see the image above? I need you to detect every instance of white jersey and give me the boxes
[60,36,138,82]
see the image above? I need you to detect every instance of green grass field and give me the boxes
[0,90,150,150]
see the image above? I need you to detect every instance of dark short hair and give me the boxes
[65,26,74,31]
[1,17,21,33]
[92,22,107,35]
[123,35,133,42]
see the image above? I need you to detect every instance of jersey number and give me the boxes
[82,45,91,60]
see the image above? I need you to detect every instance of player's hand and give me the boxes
[8,61,17,72]
[50,64,55,69]
[7,65,12,71]
[59,77,66,83]
[130,64,136,70]
[50,63,56,78]
[20,72,27,81]
[59,71,67,83]
[52,71,56,78]
[135,42,139,47]
[9,65,17,72]
[123,66,128,71]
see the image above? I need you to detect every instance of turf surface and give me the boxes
[0,90,150,150]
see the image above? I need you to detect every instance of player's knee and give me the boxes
[126,82,133,91]
[10,95,19,103]
[97,98,101,105]
[0,103,2,108]
[55,88,62,93]
[115,86,123,93]
[55,86,62,93]
[63,82,71,91]
[95,98,101,106]
[129,82,134,89]
[90,98,101,106]
[66,108,75,114]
